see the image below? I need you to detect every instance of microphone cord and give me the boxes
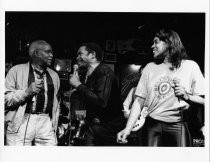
[23,110,31,146]
[23,70,45,145]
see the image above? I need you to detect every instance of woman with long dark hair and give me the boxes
[117,29,205,146]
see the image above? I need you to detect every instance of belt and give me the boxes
[31,112,48,115]
[25,111,48,115]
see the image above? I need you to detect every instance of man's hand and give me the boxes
[25,79,44,97]
[69,74,81,88]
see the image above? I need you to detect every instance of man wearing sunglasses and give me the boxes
[5,40,60,146]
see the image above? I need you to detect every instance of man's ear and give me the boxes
[33,49,39,57]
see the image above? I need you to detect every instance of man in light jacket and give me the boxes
[5,40,60,146]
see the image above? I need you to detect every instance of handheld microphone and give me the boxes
[173,78,180,102]
[69,64,79,92]
[32,73,44,102]
[73,64,79,75]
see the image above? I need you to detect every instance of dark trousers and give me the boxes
[83,117,126,146]
[141,117,192,147]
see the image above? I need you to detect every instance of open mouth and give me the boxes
[77,58,84,64]
[48,59,53,64]
[152,49,158,53]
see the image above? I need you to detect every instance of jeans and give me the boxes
[141,117,192,147]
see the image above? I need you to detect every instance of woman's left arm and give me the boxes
[183,92,204,105]
[173,79,204,105]
[174,61,205,105]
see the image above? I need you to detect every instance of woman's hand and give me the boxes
[116,128,131,144]
[173,78,189,101]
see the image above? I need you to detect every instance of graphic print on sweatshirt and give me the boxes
[154,76,175,100]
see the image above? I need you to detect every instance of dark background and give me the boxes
[5,12,205,71]
[5,12,205,97]
[5,12,206,146]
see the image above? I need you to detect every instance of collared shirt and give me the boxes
[31,64,48,113]
[5,62,60,132]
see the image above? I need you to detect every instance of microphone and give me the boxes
[73,64,79,75]
[173,77,180,102]
[69,64,79,92]
[32,73,44,102]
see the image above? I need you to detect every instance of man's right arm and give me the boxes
[5,67,28,109]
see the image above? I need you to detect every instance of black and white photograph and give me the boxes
[0,0,209,162]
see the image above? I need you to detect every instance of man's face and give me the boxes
[36,44,53,67]
[151,37,169,60]
[76,46,92,67]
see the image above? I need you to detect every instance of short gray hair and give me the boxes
[29,40,51,57]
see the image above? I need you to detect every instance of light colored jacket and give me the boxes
[5,62,60,132]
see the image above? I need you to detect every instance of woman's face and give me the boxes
[151,37,169,60]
